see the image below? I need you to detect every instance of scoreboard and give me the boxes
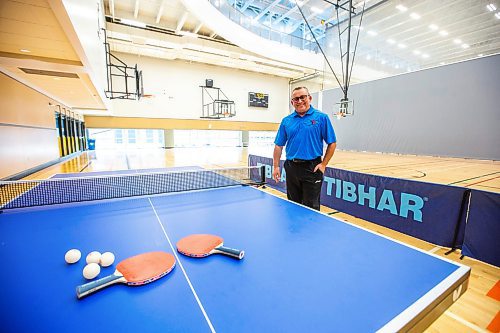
[248,92,269,108]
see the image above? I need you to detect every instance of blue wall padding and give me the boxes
[461,190,500,267]
[249,155,498,267]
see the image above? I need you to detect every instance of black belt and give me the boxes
[290,157,321,163]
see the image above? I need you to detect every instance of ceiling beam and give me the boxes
[253,0,281,22]
[109,0,115,19]
[134,0,140,19]
[240,0,255,12]
[273,0,310,25]
[289,11,317,34]
[193,22,203,34]
[176,12,188,34]
[156,0,166,24]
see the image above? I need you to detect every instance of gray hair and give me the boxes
[292,86,310,94]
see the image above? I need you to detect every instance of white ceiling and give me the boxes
[103,0,500,88]
[0,0,106,110]
[0,0,498,111]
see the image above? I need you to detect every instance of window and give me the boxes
[146,129,154,143]
[115,129,123,144]
[128,129,136,143]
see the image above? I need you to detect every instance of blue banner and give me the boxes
[461,190,500,267]
[249,155,466,247]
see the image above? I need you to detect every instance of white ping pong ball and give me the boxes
[100,252,115,267]
[83,263,100,280]
[64,249,81,264]
[86,251,102,264]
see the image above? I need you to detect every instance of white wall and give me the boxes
[110,53,290,123]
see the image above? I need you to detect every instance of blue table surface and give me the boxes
[0,178,464,332]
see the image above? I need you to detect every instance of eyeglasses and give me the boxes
[291,94,309,103]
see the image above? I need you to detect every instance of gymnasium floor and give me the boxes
[26,146,500,333]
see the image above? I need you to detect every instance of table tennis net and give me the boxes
[0,166,265,210]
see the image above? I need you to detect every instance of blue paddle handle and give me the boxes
[76,273,125,299]
[215,246,245,259]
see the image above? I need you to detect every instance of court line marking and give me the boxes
[445,311,487,333]
[447,171,500,185]
[428,246,441,254]
[463,175,500,187]
[148,198,216,333]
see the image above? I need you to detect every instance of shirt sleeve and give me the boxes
[322,114,337,144]
[274,121,287,146]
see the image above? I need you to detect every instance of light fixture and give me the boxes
[398,43,407,49]
[366,55,372,60]
[387,39,396,44]
[20,49,31,53]
[413,50,421,55]
[396,5,407,12]
[477,53,484,57]
[439,30,448,36]
[453,39,462,44]
[421,54,429,58]
[410,13,420,20]
[367,30,377,36]
[429,24,439,30]
[440,62,445,65]
[310,6,324,14]
[486,3,497,11]
[381,60,386,65]
[462,44,470,49]
[495,12,500,19]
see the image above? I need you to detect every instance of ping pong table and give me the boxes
[0,167,470,332]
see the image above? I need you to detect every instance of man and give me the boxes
[272,86,337,210]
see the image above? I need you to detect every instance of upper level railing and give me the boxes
[209,0,320,53]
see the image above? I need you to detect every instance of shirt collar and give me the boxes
[293,105,316,117]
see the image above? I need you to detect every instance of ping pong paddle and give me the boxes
[76,251,175,299]
[176,234,245,260]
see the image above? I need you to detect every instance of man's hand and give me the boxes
[272,166,281,183]
[314,163,326,174]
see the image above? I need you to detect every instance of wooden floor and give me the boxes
[27,147,500,333]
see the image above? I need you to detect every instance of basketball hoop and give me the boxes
[334,99,354,118]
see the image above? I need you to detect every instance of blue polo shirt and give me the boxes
[274,106,336,160]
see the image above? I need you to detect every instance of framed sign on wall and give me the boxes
[248,92,269,108]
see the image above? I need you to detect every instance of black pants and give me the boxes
[284,157,323,210]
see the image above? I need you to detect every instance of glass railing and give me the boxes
[209,0,320,53]
[208,0,420,76]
